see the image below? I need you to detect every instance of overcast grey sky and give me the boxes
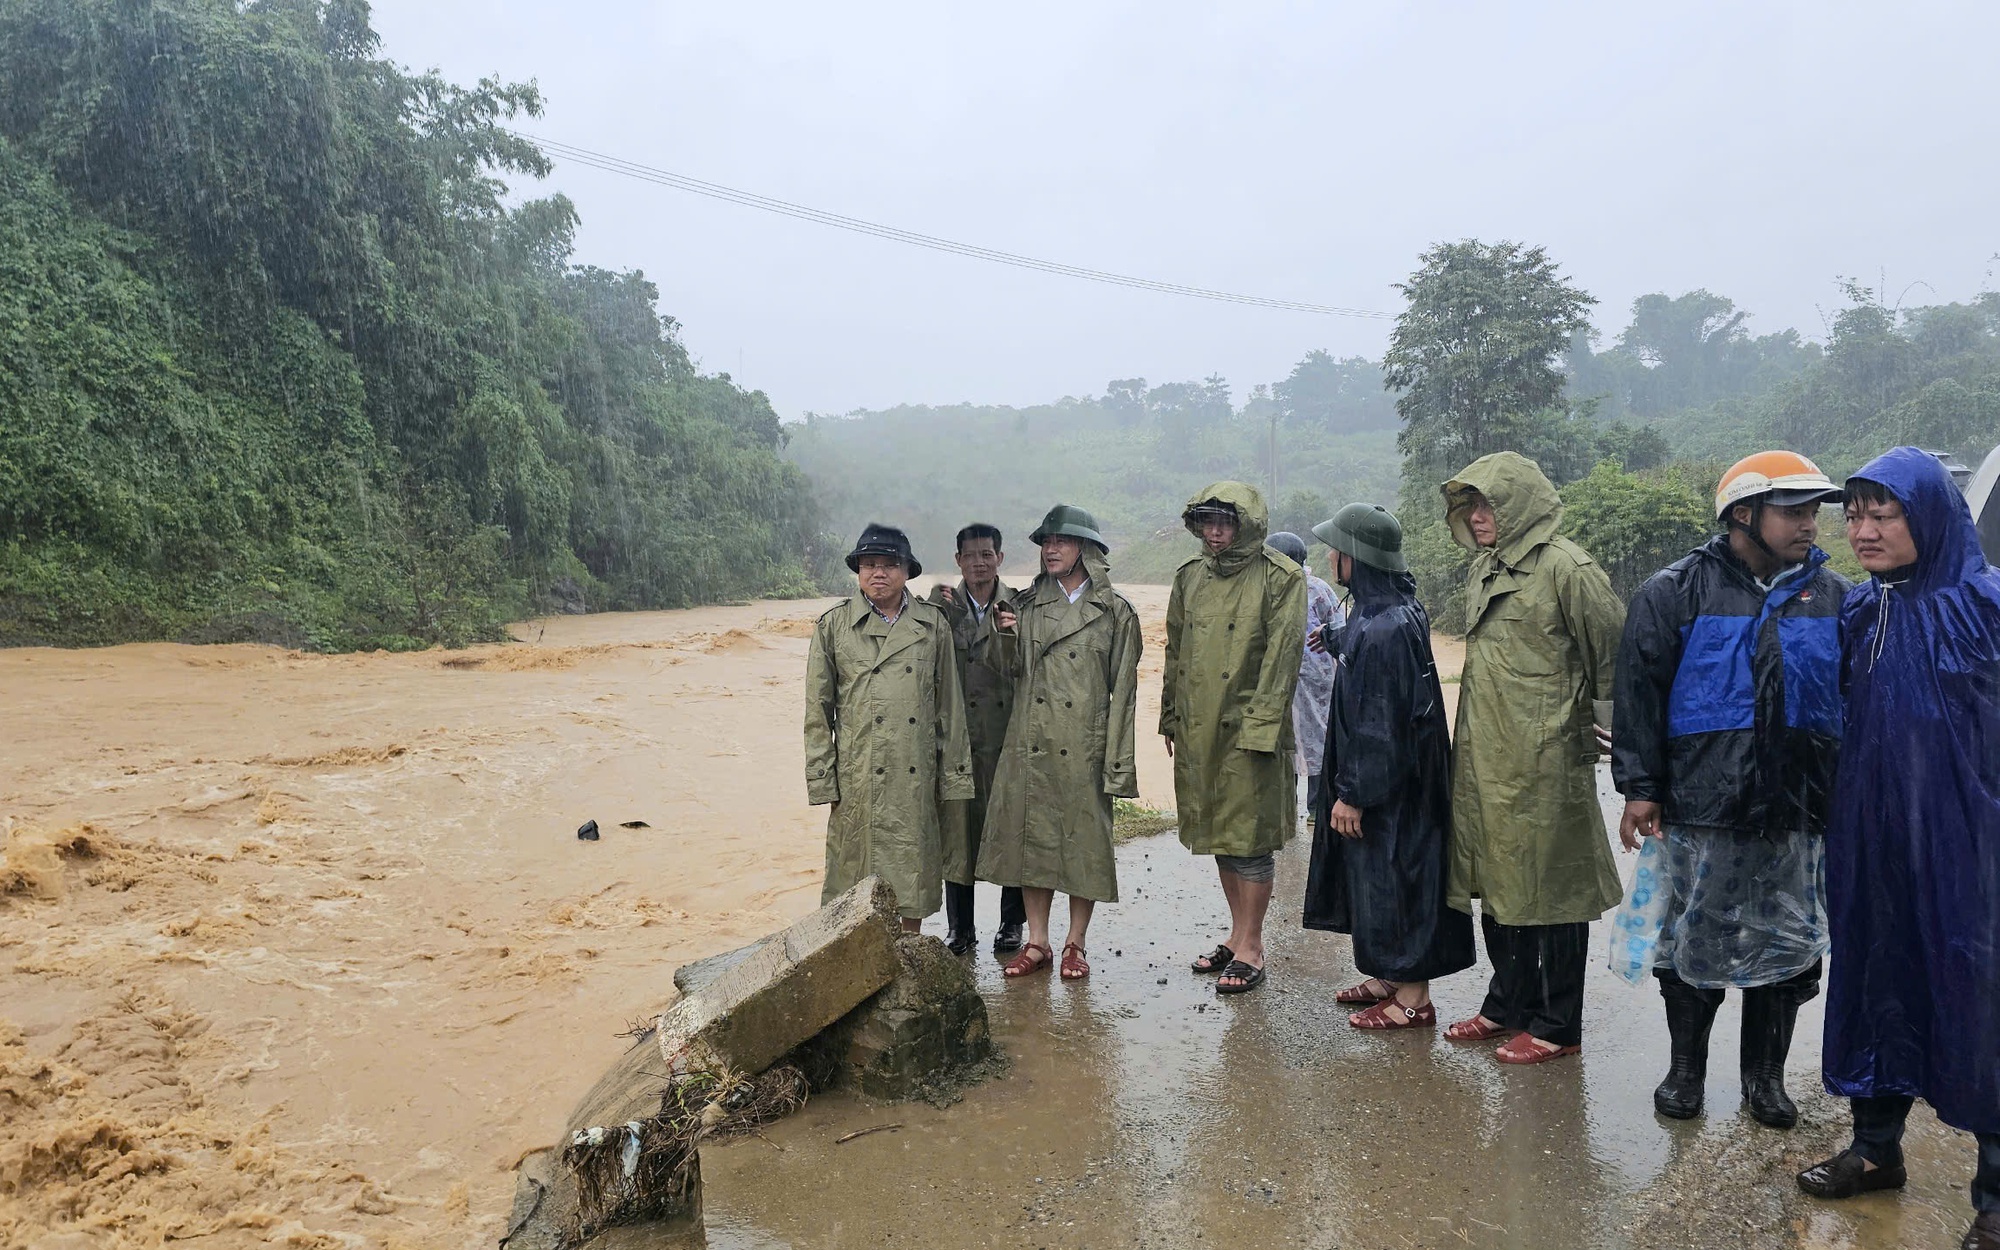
[370,1,1998,418]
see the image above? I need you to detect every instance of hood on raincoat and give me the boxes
[1340,556,1420,608]
[1822,444,2000,1133]
[1183,481,1271,578]
[1027,542,1119,601]
[1846,445,1987,596]
[1442,452,1564,566]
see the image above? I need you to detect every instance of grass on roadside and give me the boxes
[1113,798,1177,842]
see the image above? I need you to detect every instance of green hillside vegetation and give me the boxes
[0,0,822,649]
[797,262,2000,626]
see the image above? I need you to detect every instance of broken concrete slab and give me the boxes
[504,875,901,1250]
[566,874,900,1132]
[802,932,993,1101]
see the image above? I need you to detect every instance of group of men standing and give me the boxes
[804,445,1999,1249]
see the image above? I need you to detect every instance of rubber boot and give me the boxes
[1741,983,1804,1129]
[943,881,976,956]
[1654,978,1722,1119]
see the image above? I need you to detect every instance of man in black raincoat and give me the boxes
[1303,504,1474,1028]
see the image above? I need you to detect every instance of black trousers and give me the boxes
[944,880,1024,930]
[1850,1094,2000,1214]
[1479,913,1589,1047]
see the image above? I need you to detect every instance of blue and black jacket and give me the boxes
[1611,535,1848,837]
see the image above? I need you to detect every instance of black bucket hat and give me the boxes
[845,523,921,577]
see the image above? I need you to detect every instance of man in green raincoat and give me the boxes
[977,505,1142,981]
[1439,452,1625,1063]
[805,523,976,927]
[1161,482,1307,995]
[928,522,1025,955]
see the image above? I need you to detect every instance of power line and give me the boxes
[509,130,1395,320]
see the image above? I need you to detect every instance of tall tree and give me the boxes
[1384,240,1597,483]
[1274,350,1397,433]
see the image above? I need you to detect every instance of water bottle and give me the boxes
[1606,836,1668,986]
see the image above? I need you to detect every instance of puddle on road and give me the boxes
[666,780,1974,1250]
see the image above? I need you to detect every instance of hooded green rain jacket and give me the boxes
[975,550,1142,902]
[1161,482,1307,858]
[928,579,1018,885]
[1442,453,1625,926]
[805,593,976,919]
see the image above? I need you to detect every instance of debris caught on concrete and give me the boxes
[505,874,998,1248]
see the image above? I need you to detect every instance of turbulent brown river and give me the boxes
[0,586,1972,1249]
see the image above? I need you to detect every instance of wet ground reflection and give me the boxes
[684,779,1973,1249]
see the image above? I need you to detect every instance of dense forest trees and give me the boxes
[0,0,823,648]
[5,4,1994,645]
[799,253,2000,627]
[1389,245,2000,627]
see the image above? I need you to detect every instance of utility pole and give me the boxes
[1269,408,1278,508]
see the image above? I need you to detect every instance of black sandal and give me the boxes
[1191,944,1234,975]
[1215,960,1266,995]
[1797,1150,1908,1200]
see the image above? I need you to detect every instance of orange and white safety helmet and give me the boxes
[1714,450,1842,521]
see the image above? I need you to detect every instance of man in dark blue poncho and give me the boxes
[1797,447,2000,1250]
[1302,503,1475,1029]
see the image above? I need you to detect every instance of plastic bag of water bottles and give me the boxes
[1606,836,1668,986]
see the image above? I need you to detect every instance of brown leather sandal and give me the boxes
[1494,1034,1581,1064]
[1335,978,1395,1004]
[1060,943,1089,980]
[1349,999,1437,1030]
[1002,942,1052,978]
[1444,1014,1510,1042]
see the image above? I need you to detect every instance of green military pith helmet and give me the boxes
[1031,504,1109,553]
[1312,502,1407,573]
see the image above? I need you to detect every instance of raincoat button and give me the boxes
[875,715,884,723]
[1065,700,1072,708]
[909,766,917,774]
[908,717,917,724]
[1060,749,1068,757]
[1069,650,1077,658]
[906,665,913,673]
[875,767,884,775]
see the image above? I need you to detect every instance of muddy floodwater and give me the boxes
[0,587,1977,1250]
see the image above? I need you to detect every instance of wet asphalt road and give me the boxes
[669,775,1978,1250]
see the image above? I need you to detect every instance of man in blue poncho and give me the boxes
[1797,447,2000,1250]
